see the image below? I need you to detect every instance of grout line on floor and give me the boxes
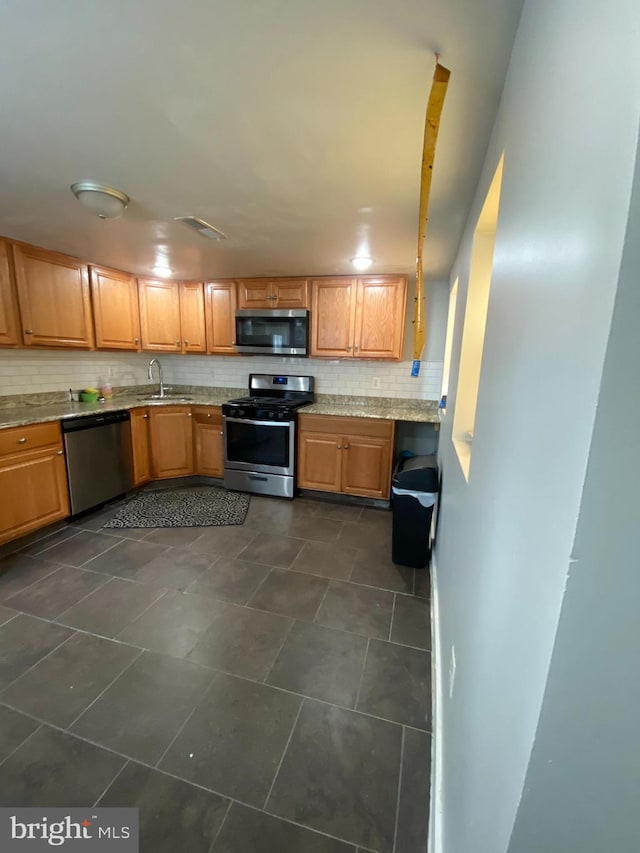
[0,629,77,696]
[207,799,233,853]
[262,697,304,810]
[153,670,220,769]
[93,758,130,807]
[388,593,396,642]
[353,637,371,712]
[0,722,42,771]
[311,582,331,623]
[262,618,296,685]
[392,726,406,853]
[67,647,145,730]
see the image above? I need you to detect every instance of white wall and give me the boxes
[507,120,640,853]
[433,2,640,853]
[0,280,447,400]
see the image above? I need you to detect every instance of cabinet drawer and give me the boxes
[298,413,394,440]
[191,406,222,424]
[0,421,62,458]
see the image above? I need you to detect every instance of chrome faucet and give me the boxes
[148,358,165,398]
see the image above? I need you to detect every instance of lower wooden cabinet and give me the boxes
[297,414,395,499]
[130,407,151,486]
[148,407,194,479]
[192,406,224,476]
[0,422,69,545]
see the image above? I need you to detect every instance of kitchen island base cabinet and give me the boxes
[297,415,394,500]
[0,423,70,545]
[149,407,194,479]
[130,408,152,486]
[193,407,224,477]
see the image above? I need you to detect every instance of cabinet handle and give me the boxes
[344,443,350,449]
[188,413,193,417]
[143,414,149,419]
[18,437,27,444]
[337,444,342,450]
[207,413,211,418]
[354,345,359,352]
[134,337,140,344]
[184,340,189,346]
[24,330,33,335]
[56,450,64,455]
[219,431,224,435]
[175,340,181,346]
[345,345,351,351]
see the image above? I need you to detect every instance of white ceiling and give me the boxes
[0,0,523,282]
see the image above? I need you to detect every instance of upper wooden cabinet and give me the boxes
[180,281,207,353]
[237,278,308,309]
[138,278,206,353]
[12,242,94,349]
[205,281,237,354]
[0,239,21,347]
[90,265,141,351]
[310,275,406,360]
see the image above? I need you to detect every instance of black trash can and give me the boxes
[391,454,439,569]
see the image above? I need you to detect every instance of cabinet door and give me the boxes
[272,278,309,308]
[179,282,207,353]
[297,431,342,492]
[237,279,271,309]
[149,407,194,479]
[138,279,182,352]
[90,265,141,351]
[12,243,93,349]
[130,408,151,487]
[205,281,237,354]
[341,435,392,499]
[0,239,20,347]
[193,407,224,477]
[354,276,406,360]
[310,278,357,358]
[0,449,70,545]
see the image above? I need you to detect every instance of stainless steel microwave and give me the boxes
[234,309,309,356]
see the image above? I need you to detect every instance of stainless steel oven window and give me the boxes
[223,417,295,475]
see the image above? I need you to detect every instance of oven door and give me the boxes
[224,417,295,476]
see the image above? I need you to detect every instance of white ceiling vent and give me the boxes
[174,216,227,240]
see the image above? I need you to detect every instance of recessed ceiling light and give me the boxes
[152,265,173,278]
[70,181,129,219]
[351,256,373,271]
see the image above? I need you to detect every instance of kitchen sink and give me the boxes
[137,394,193,402]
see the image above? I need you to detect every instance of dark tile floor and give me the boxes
[0,494,432,853]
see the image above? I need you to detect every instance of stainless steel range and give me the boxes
[222,373,315,499]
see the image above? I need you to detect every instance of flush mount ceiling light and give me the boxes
[174,216,227,240]
[70,181,130,220]
[351,256,373,271]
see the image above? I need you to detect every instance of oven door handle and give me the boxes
[223,417,292,428]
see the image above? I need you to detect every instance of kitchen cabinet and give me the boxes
[237,278,308,309]
[310,275,406,360]
[130,407,151,487]
[90,265,141,351]
[0,238,21,347]
[179,281,207,353]
[205,281,237,354]
[298,414,395,499]
[138,278,206,353]
[148,406,194,479]
[0,422,70,545]
[12,242,94,349]
[192,406,224,477]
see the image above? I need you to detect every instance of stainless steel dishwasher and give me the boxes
[61,410,133,515]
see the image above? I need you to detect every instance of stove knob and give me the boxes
[268,411,275,419]
[238,408,245,417]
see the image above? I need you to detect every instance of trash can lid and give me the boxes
[393,454,439,491]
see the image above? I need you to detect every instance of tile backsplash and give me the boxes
[0,350,443,401]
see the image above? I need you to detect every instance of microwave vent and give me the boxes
[174,216,227,240]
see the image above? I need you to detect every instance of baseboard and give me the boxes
[429,554,444,853]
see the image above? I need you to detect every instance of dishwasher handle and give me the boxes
[61,410,131,433]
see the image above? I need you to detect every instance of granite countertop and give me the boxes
[0,387,441,430]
